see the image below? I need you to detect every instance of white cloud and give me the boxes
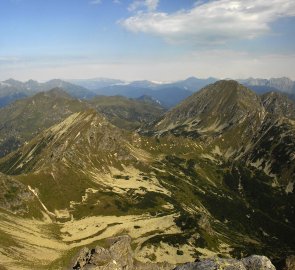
[90,0,102,5]
[121,0,295,44]
[128,0,159,12]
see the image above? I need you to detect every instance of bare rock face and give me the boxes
[73,247,92,269]
[0,173,35,215]
[70,235,276,270]
[107,236,134,269]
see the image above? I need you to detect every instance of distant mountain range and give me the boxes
[1,76,295,109]
[0,78,95,108]
[67,77,218,108]
[239,77,295,94]
[0,77,219,109]
[68,78,125,90]
[67,76,295,96]
[59,76,295,106]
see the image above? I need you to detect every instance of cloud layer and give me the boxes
[121,0,295,44]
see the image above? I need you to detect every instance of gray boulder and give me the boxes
[173,258,246,270]
[173,255,276,270]
[242,255,276,270]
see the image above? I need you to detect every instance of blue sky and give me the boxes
[0,0,295,81]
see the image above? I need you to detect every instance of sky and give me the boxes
[0,0,295,81]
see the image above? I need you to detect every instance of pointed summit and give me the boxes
[0,90,90,157]
[43,79,96,99]
[0,110,135,175]
[150,80,265,138]
[38,87,73,99]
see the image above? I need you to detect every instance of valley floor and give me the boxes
[0,210,197,269]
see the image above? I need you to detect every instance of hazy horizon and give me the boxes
[1,75,295,84]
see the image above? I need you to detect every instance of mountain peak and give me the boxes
[43,79,96,99]
[3,78,22,84]
[136,94,161,105]
[44,87,73,99]
[148,80,264,139]
[25,79,39,84]
[183,76,198,81]
[177,79,261,115]
[46,78,63,83]
[0,110,108,174]
[32,87,73,100]
[213,79,246,89]
[2,78,24,88]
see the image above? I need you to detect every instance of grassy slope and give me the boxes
[0,91,165,157]
[90,95,165,130]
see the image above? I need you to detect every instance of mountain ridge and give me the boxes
[1,76,294,110]
[0,78,95,108]
[0,88,166,157]
[146,80,265,139]
[142,80,295,189]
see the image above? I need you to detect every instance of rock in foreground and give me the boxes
[175,255,276,270]
[70,235,276,270]
[71,235,171,270]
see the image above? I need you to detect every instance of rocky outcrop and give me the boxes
[71,235,172,270]
[0,173,35,215]
[261,91,295,120]
[70,236,276,270]
[241,255,276,269]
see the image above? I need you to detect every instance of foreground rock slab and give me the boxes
[174,255,276,270]
[70,235,276,270]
